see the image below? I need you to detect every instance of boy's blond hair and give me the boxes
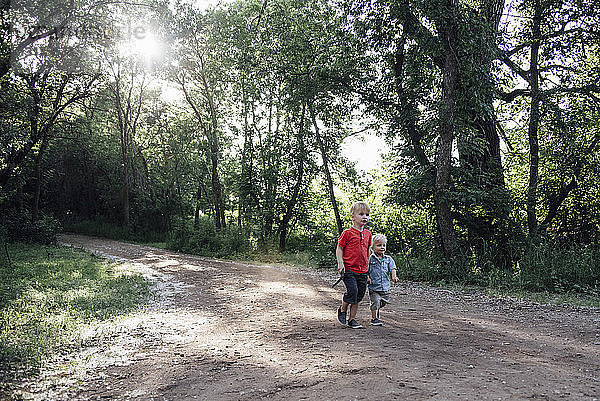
[350,201,370,215]
[372,234,387,245]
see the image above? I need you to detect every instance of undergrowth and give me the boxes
[65,219,165,244]
[63,218,600,308]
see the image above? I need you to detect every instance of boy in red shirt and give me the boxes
[336,201,372,329]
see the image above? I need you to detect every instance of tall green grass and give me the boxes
[0,243,150,385]
[517,241,600,293]
[393,240,600,306]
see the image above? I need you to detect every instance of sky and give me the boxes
[341,134,388,173]
[193,0,234,9]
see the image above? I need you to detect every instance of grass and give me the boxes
[487,288,600,308]
[393,252,600,308]
[0,242,150,388]
[240,249,320,268]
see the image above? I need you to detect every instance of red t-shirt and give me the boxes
[338,227,372,274]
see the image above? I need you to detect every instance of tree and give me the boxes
[172,4,228,229]
[343,0,464,262]
[497,0,600,237]
[0,62,98,223]
[220,0,356,247]
[0,0,121,190]
[105,54,149,226]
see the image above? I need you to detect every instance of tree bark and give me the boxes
[262,97,280,238]
[279,103,306,251]
[112,64,131,226]
[199,57,226,230]
[469,0,505,186]
[239,83,254,228]
[308,101,343,235]
[526,0,542,235]
[433,0,461,261]
[194,184,202,228]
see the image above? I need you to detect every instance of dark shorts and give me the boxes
[342,271,368,305]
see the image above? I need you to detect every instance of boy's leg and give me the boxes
[341,272,365,328]
[370,306,383,325]
[369,290,383,325]
[355,273,368,306]
[346,273,367,326]
[368,289,378,319]
[341,272,359,311]
[338,272,358,325]
[337,302,348,325]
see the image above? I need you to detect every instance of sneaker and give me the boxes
[370,318,383,326]
[337,307,347,326]
[347,319,363,329]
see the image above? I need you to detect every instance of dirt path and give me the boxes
[17,234,600,400]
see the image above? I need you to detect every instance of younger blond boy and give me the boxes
[367,234,398,326]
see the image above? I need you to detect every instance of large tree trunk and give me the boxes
[239,90,254,229]
[279,104,306,251]
[461,0,512,269]
[194,185,202,228]
[526,0,542,235]
[308,101,343,235]
[199,58,225,229]
[434,0,461,261]
[477,0,505,183]
[209,145,225,229]
[205,96,224,229]
[110,63,145,227]
[119,118,130,227]
[263,100,277,237]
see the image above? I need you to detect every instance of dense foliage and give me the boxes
[1,0,600,294]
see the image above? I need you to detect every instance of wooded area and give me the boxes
[2,0,600,293]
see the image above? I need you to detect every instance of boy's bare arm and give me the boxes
[336,245,345,274]
[391,268,399,282]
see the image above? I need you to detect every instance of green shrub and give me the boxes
[518,241,600,293]
[64,219,165,243]
[216,226,251,257]
[166,216,250,257]
[395,254,449,283]
[166,217,193,251]
[1,212,61,245]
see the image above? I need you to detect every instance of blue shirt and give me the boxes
[367,254,397,292]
